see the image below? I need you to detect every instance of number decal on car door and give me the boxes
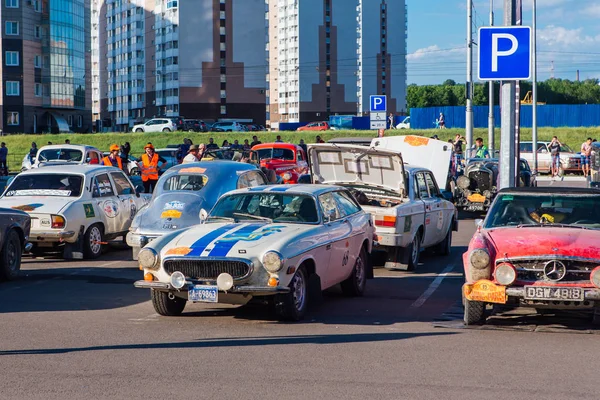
[342,250,349,267]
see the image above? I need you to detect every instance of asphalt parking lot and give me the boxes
[0,178,597,400]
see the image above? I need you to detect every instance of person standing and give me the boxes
[183,144,203,163]
[137,143,167,193]
[242,139,251,151]
[439,112,446,129]
[475,138,490,159]
[122,142,131,159]
[206,138,219,150]
[250,135,262,147]
[452,134,465,177]
[315,135,325,143]
[388,113,395,129]
[0,142,7,175]
[275,135,283,143]
[102,144,124,171]
[549,136,562,180]
[29,142,38,162]
[581,137,593,178]
[298,139,307,154]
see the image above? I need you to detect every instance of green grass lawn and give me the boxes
[4,126,599,171]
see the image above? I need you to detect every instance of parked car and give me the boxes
[22,145,103,171]
[183,119,208,132]
[297,121,330,131]
[166,116,186,131]
[132,118,177,133]
[0,165,150,259]
[250,143,309,184]
[463,187,600,325]
[0,208,31,281]
[155,148,179,170]
[210,121,244,132]
[396,117,410,129]
[126,161,268,260]
[308,143,458,271]
[519,141,580,174]
[134,184,375,320]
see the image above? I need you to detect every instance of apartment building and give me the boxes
[1,0,92,134]
[267,0,407,127]
[100,0,268,131]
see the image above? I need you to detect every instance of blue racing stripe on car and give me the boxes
[269,186,291,192]
[207,224,264,257]
[186,224,238,256]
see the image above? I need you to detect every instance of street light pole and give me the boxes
[532,0,538,173]
[488,0,495,154]
[466,0,474,153]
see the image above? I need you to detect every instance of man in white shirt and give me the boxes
[183,144,204,163]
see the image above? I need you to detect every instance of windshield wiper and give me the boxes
[206,216,235,223]
[232,212,272,223]
[517,223,589,230]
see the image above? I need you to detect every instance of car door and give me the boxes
[109,171,137,233]
[537,143,550,170]
[424,172,450,244]
[318,192,352,287]
[415,172,438,247]
[91,173,122,234]
[332,190,369,279]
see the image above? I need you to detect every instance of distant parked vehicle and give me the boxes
[396,117,410,129]
[132,118,177,133]
[183,119,208,132]
[155,148,179,170]
[297,121,329,131]
[210,121,244,132]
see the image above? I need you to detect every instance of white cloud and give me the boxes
[537,25,599,47]
[407,45,465,61]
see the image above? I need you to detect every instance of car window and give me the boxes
[110,172,134,195]
[297,150,303,161]
[5,174,83,197]
[237,171,266,189]
[415,173,430,199]
[38,148,83,162]
[93,173,115,197]
[424,173,439,197]
[319,192,341,221]
[520,143,533,152]
[162,174,207,191]
[333,191,361,217]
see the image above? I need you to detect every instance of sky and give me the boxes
[406,0,600,85]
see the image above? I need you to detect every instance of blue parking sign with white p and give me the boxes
[370,95,387,112]
[478,26,531,81]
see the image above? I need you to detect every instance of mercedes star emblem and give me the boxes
[543,260,567,282]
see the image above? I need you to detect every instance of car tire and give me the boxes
[463,292,485,325]
[83,224,103,259]
[162,128,171,132]
[275,265,308,321]
[435,223,452,256]
[151,289,186,316]
[341,246,367,297]
[0,230,21,281]
[135,128,143,132]
[405,232,421,271]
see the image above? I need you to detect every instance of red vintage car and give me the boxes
[462,187,600,325]
[250,143,309,184]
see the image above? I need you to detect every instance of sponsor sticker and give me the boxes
[161,209,182,219]
[103,200,119,218]
[179,167,206,174]
[83,203,95,218]
[6,189,71,197]
[11,203,44,212]
[437,211,444,230]
[164,201,185,210]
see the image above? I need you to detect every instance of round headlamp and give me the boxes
[495,262,516,285]
[469,249,490,270]
[138,248,159,269]
[262,251,284,273]
[591,267,600,288]
[170,271,186,289]
[483,190,492,198]
[457,175,471,190]
[282,172,293,181]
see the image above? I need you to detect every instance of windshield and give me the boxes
[160,174,208,192]
[210,193,319,224]
[256,148,295,161]
[5,174,83,197]
[485,193,600,229]
[38,148,83,162]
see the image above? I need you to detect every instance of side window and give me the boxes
[333,191,361,217]
[245,171,266,187]
[319,192,341,221]
[237,173,250,189]
[110,172,134,195]
[297,151,302,161]
[424,173,439,197]
[415,173,430,199]
[93,173,114,197]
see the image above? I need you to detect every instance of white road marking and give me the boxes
[409,264,455,308]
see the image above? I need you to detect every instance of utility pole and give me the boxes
[514,0,522,185]
[488,0,495,154]
[499,0,517,189]
[466,0,474,153]
[532,0,538,173]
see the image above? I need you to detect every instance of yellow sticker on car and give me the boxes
[161,209,182,219]
[463,280,507,304]
[467,193,486,203]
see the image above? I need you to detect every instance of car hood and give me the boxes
[136,192,211,235]
[307,144,406,195]
[0,195,75,214]
[486,227,600,261]
[163,222,313,257]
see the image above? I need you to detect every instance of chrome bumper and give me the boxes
[506,287,600,301]
[374,232,405,247]
[30,230,77,242]
[134,280,290,294]
[126,232,158,248]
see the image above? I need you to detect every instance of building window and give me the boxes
[68,115,73,127]
[77,115,82,128]
[220,90,226,98]
[34,25,41,38]
[6,0,18,8]
[34,83,42,97]
[6,112,19,125]
[220,106,226,115]
[33,0,42,12]
[5,21,19,35]
[6,81,19,96]
[166,0,177,9]
[5,51,18,66]
[34,55,42,68]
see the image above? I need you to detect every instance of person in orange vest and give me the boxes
[136,143,166,193]
[101,144,124,171]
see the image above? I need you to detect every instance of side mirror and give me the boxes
[135,184,144,196]
[325,209,336,223]
[474,219,484,228]
[199,208,208,222]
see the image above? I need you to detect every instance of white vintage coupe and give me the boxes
[0,165,150,259]
[134,184,375,321]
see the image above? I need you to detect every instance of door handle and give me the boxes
[326,244,331,250]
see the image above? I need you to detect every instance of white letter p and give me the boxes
[491,33,518,72]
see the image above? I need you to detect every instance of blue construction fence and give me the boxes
[278,115,404,131]
[410,104,600,129]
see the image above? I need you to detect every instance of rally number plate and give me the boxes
[188,285,218,303]
[524,286,583,301]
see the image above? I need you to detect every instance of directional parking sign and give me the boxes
[478,26,531,81]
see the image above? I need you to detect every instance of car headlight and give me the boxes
[457,175,471,190]
[469,249,490,270]
[591,267,600,288]
[282,172,293,181]
[139,248,159,269]
[495,263,516,285]
[483,190,492,198]
[262,251,284,273]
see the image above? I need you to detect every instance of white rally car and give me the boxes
[134,184,375,321]
[0,165,150,259]
[21,144,103,171]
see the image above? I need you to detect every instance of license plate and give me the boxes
[524,286,583,301]
[188,285,218,303]
[467,203,485,211]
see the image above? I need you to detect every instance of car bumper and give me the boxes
[506,287,600,301]
[134,280,290,295]
[29,230,77,242]
[126,232,158,248]
[373,232,407,248]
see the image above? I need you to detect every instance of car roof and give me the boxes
[18,164,119,176]
[162,160,259,176]
[497,187,600,195]
[229,184,345,197]
[327,137,373,145]
[251,143,300,151]
[38,144,99,151]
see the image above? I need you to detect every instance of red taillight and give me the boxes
[374,216,396,227]
[51,215,65,229]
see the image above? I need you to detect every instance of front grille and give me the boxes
[511,259,594,283]
[468,171,491,192]
[164,259,251,280]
